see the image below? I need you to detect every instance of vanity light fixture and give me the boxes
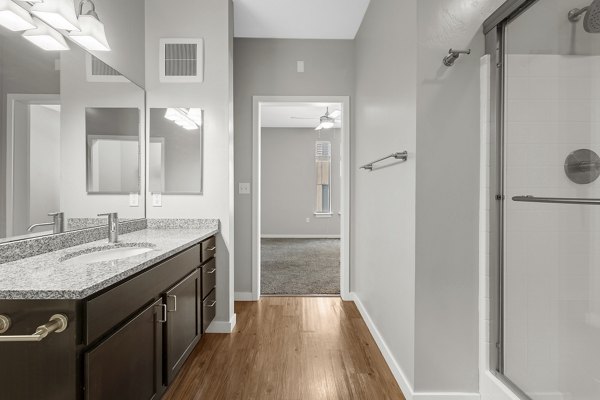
[22,18,70,51]
[0,0,35,31]
[68,0,110,51]
[31,0,80,31]
[164,108,202,131]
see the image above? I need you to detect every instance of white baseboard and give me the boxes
[414,393,480,400]
[261,234,341,239]
[351,293,480,400]
[235,292,255,301]
[351,293,414,398]
[205,313,237,333]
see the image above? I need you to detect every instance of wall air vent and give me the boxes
[86,54,127,83]
[159,38,204,83]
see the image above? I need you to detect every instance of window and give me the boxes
[315,141,332,214]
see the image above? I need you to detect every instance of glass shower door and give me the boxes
[503,1,600,398]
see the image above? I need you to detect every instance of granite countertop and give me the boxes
[0,228,218,300]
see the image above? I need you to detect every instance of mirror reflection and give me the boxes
[149,108,203,194]
[1,22,145,243]
[86,107,141,194]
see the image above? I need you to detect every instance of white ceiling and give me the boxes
[234,0,370,39]
[261,103,342,129]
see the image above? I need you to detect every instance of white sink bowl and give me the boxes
[61,244,155,264]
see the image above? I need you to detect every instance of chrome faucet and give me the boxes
[98,212,118,243]
[27,212,65,234]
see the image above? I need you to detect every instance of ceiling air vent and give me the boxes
[159,38,204,83]
[86,54,127,83]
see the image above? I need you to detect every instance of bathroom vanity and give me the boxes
[0,227,217,400]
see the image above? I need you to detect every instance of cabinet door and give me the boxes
[165,270,201,384]
[84,299,164,400]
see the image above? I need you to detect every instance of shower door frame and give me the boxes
[483,1,539,399]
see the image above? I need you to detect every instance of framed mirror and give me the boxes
[149,108,203,194]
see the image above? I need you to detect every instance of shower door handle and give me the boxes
[512,195,600,205]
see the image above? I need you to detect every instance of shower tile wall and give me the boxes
[504,54,600,398]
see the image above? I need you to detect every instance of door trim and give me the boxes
[251,96,351,301]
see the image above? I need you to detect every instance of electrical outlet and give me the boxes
[152,193,162,207]
[129,193,139,207]
[306,218,310,223]
[297,60,304,73]
[239,183,251,194]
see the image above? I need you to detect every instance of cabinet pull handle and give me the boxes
[207,268,216,274]
[156,304,167,323]
[206,300,216,308]
[0,314,68,342]
[206,246,216,251]
[167,295,177,312]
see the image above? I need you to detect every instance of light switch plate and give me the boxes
[129,193,139,207]
[297,61,304,73]
[152,193,162,207]
[239,183,251,194]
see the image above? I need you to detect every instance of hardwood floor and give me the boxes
[163,297,405,400]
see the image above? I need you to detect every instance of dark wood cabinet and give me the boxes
[84,299,165,400]
[164,270,201,384]
[200,237,217,331]
[0,235,217,400]
[202,289,217,332]
[201,258,216,299]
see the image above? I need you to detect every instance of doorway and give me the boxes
[252,96,351,300]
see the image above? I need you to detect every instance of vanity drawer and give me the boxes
[85,244,201,345]
[201,236,216,262]
[201,258,216,299]
[202,289,216,332]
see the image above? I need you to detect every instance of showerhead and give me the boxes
[568,0,600,33]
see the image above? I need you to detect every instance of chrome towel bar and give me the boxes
[0,314,68,342]
[512,195,600,205]
[360,151,408,171]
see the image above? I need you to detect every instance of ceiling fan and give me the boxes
[291,107,341,130]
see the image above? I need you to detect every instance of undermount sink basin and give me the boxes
[61,243,156,264]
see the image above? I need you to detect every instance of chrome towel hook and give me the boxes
[443,49,471,67]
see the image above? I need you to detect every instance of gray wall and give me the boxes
[145,0,235,328]
[415,0,504,392]
[353,0,505,393]
[353,0,417,387]
[261,127,340,236]
[234,38,354,294]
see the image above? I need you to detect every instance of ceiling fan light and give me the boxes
[69,14,110,51]
[31,0,80,31]
[22,18,70,51]
[0,0,36,31]
[321,121,335,130]
[328,110,341,119]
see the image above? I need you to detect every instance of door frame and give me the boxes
[5,94,60,236]
[252,96,351,301]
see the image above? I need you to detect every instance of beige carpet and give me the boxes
[261,239,340,295]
